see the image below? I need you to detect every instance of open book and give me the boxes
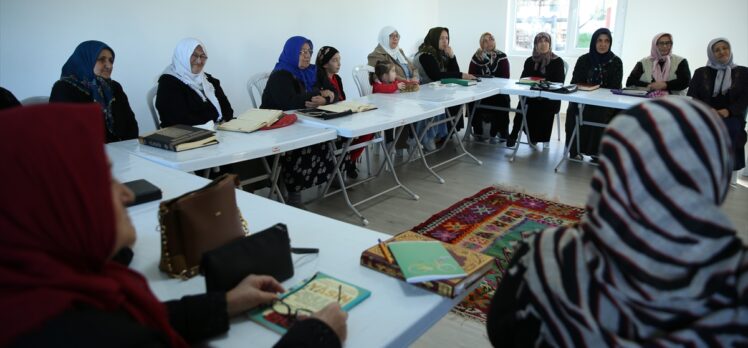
[317,101,377,113]
[516,76,545,85]
[217,108,283,133]
[576,83,600,91]
[138,125,218,152]
[249,272,370,334]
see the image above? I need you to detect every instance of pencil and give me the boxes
[378,238,395,264]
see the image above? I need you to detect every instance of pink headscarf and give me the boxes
[649,33,672,82]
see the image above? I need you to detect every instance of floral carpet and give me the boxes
[411,186,585,323]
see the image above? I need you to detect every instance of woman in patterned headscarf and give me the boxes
[507,32,565,147]
[50,40,138,143]
[689,38,747,173]
[468,32,511,143]
[565,28,623,160]
[487,96,748,347]
[626,33,691,95]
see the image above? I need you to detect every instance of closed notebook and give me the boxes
[138,125,218,152]
[123,179,162,206]
[517,76,545,85]
[217,108,283,133]
[440,78,477,86]
[360,231,494,298]
[248,272,370,334]
[576,83,600,91]
[387,241,466,283]
[317,101,377,113]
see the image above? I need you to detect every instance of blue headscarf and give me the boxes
[273,36,317,92]
[60,40,115,132]
[588,28,614,67]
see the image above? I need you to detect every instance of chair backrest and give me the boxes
[246,72,271,108]
[21,96,49,105]
[352,65,374,97]
[146,85,160,130]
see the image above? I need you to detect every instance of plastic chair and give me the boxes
[21,96,49,105]
[352,65,374,97]
[146,85,160,130]
[246,72,271,108]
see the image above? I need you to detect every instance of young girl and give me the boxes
[370,61,406,93]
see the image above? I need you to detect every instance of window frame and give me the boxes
[505,0,627,58]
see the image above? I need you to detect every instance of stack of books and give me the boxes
[138,125,218,152]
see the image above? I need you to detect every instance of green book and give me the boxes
[440,78,477,86]
[387,241,466,283]
[248,272,371,334]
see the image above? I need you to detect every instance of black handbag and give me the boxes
[201,223,295,292]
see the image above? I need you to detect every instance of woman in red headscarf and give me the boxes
[0,104,346,347]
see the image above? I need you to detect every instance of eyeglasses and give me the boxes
[656,41,673,47]
[299,49,313,56]
[191,54,208,61]
[389,33,400,39]
[269,272,342,324]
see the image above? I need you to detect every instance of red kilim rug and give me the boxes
[411,186,585,324]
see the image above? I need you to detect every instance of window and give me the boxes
[507,0,627,57]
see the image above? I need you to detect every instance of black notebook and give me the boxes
[123,179,162,206]
[138,124,218,151]
[296,108,354,120]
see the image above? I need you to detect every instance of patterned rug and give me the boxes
[411,186,585,324]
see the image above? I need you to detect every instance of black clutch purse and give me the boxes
[202,223,294,292]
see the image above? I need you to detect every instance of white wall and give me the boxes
[0,0,438,133]
[1,0,746,134]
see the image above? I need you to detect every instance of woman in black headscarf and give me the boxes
[565,28,623,159]
[507,33,565,147]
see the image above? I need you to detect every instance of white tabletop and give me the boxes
[107,147,469,348]
[107,123,338,172]
[377,80,503,107]
[297,94,444,138]
[481,78,541,98]
[539,87,645,109]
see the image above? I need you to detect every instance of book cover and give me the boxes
[387,241,466,283]
[317,101,377,113]
[440,78,477,86]
[218,108,283,133]
[611,88,650,97]
[360,231,494,298]
[517,76,545,85]
[248,272,371,334]
[576,83,600,91]
[138,125,218,152]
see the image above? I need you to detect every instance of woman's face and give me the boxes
[110,172,136,258]
[93,49,114,79]
[712,41,731,64]
[482,34,496,51]
[389,31,400,49]
[438,30,449,50]
[190,46,207,74]
[595,34,611,54]
[298,43,312,69]
[324,53,341,74]
[536,37,550,54]
[656,35,672,56]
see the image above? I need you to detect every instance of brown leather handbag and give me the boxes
[158,173,248,279]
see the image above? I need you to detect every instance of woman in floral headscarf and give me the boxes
[626,32,691,95]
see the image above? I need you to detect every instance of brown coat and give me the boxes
[367,44,417,80]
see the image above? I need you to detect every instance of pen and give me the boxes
[378,238,395,264]
[337,285,342,303]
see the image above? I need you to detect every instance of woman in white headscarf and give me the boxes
[487,96,748,347]
[689,37,747,172]
[367,26,418,81]
[156,38,233,128]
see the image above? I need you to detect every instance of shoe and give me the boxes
[473,135,485,142]
[345,161,358,179]
[506,136,517,147]
[569,153,583,160]
[423,139,437,151]
[489,137,500,144]
[287,192,306,210]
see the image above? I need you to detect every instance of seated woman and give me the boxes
[689,38,747,173]
[0,103,347,348]
[507,32,565,147]
[486,97,748,347]
[626,33,691,95]
[468,32,510,143]
[367,26,418,82]
[565,28,623,159]
[413,27,475,150]
[316,46,372,180]
[156,38,233,127]
[50,40,138,143]
[261,36,336,207]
